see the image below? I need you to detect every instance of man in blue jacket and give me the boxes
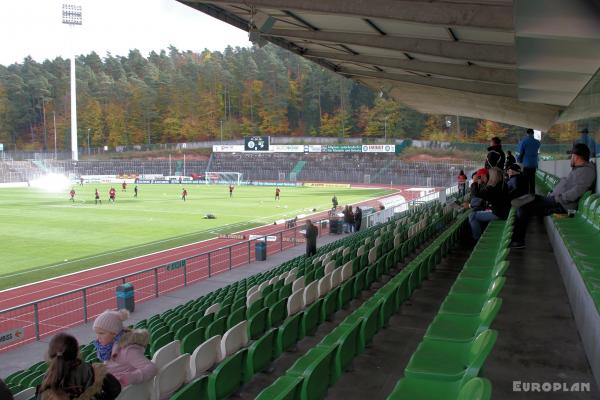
[516,128,540,194]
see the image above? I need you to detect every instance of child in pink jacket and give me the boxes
[93,309,157,387]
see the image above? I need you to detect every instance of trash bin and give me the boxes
[116,283,135,312]
[329,218,343,234]
[256,241,267,261]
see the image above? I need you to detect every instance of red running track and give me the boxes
[0,187,419,352]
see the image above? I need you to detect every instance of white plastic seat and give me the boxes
[342,247,351,257]
[284,274,295,285]
[324,260,336,275]
[246,290,262,307]
[374,237,382,247]
[288,267,298,277]
[153,353,190,400]
[303,281,319,307]
[204,303,220,316]
[188,335,221,380]
[279,271,289,281]
[247,285,258,297]
[368,247,378,265]
[318,274,332,298]
[116,382,151,400]
[219,320,249,361]
[258,280,269,293]
[292,277,305,293]
[341,262,353,282]
[287,289,304,316]
[356,245,365,257]
[394,235,401,249]
[14,388,36,400]
[151,340,181,371]
[330,268,343,289]
[268,276,279,286]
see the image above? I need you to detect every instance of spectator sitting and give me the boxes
[505,150,517,170]
[506,164,528,200]
[487,137,506,170]
[36,333,121,400]
[510,143,596,249]
[574,127,597,158]
[469,159,510,240]
[93,310,157,388]
[469,170,486,211]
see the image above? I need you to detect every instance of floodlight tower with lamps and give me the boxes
[62,4,82,161]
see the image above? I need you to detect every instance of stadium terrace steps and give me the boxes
[4,198,458,400]
[289,160,306,179]
[250,208,467,400]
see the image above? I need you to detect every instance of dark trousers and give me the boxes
[512,195,566,243]
[523,167,537,194]
[306,244,317,257]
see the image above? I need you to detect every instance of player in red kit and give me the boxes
[95,189,101,204]
[109,187,116,203]
[182,188,188,201]
[69,188,75,202]
[275,187,281,201]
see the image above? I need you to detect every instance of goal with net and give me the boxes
[204,172,243,185]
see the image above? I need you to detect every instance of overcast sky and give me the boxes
[0,0,252,66]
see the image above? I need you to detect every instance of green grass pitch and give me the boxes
[0,184,393,291]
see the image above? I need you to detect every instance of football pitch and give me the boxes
[0,184,393,291]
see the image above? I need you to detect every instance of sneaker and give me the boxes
[509,241,526,249]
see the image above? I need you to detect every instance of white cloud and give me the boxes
[0,0,251,65]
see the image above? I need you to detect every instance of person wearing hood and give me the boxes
[487,137,506,170]
[93,310,157,388]
[511,143,596,248]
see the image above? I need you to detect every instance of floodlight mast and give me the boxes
[62,4,82,161]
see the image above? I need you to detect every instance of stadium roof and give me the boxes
[179,0,600,130]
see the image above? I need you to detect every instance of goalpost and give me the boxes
[204,172,243,185]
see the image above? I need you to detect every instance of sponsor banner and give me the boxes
[269,144,304,153]
[304,182,351,189]
[166,259,186,271]
[0,328,25,347]
[218,234,246,240]
[116,174,139,179]
[322,145,362,153]
[212,144,245,152]
[308,145,322,153]
[249,235,278,242]
[361,144,395,153]
[283,236,305,243]
[248,181,303,187]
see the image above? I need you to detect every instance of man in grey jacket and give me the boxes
[510,143,596,248]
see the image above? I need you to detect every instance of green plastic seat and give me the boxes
[245,328,277,381]
[320,317,362,383]
[208,349,247,400]
[338,277,355,309]
[248,307,269,340]
[321,288,339,323]
[344,301,381,352]
[263,291,279,308]
[181,327,205,354]
[275,313,302,357]
[255,375,303,400]
[387,377,492,400]
[287,345,335,400]
[301,300,321,337]
[268,298,288,328]
[426,298,502,342]
[205,316,227,339]
[405,330,497,381]
[195,313,214,330]
[450,277,505,297]
[174,321,196,341]
[150,331,174,356]
[171,376,209,400]
[150,325,169,342]
[247,298,265,318]
[279,283,293,301]
[227,306,246,329]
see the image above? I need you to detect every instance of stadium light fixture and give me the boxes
[62,4,82,161]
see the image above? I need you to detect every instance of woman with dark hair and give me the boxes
[36,333,121,400]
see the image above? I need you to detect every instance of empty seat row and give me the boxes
[387,209,515,400]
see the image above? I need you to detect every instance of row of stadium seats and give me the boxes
[535,170,599,313]
[254,210,469,400]
[3,201,451,400]
[388,208,515,400]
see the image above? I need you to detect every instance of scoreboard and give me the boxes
[244,136,270,151]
